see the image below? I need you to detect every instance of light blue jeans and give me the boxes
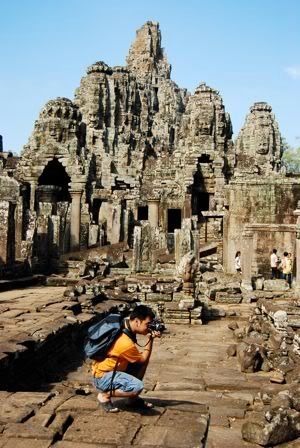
[94,371,143,393]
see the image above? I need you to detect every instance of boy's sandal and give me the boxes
[129,397,154,409]
[100,400,119,413]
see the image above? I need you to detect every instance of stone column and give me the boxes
[109,200,122,244]
[183,194,192,219]
[241,228,254,291]
[148,199,160,227]
[29,182,36,210]
[222,208,230,272]
[70,190,82,252]
[293,202,300,290]
[0,201,10,264]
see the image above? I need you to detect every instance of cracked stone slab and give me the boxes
[133,419,209,447]
[3,423,57,441]
[0,405,34,425]
[56,396,99,413]
[0,437,52,448]
[52,443,112,448]
[62,414,140,445]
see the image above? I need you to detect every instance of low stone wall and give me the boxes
[0,291,128,391]
[63,272,203,325]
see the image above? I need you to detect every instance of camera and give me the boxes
[148,318,166,334]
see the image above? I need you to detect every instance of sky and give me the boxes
[0,0,299,154]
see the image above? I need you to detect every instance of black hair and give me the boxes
[235,251,241,257]
[273,249,277,254]
[284,251,288,256]
[129,305,155,321]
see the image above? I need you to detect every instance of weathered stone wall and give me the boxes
[252,224,295,277]
[224,179,300,274]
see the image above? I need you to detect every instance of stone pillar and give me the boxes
[29,182,36,210]
[293,202,300,290]
[148,199,160,227]
[15,201,23,260]
[241,228,254,291]
[0,201,10,264]
[70,190,82,252]
[175,218,194,268]
[222,209,230,272]
[109,201,122,244]
[132,223,154,273]
[132,226,142,273]
[183,194,192,219]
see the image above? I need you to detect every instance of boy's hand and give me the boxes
[151,330,162,339]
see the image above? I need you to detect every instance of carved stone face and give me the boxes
[197,119,212,136]
[193,109,214,136]
[88,112,99,129]
[48,121,62,140]
[34,99,82,145]
[255,125,271,155]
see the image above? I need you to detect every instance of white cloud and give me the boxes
[285,66,300,79]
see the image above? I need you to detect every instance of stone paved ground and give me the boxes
[0,287,299,447]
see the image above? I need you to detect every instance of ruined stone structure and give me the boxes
[0,21,300,282]
[224,103,300,277]
[234,102,282,176]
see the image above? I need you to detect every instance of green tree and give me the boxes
[281,138,300,173]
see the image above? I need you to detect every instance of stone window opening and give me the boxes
[153,87,159,112]
[167,209,181,233]
[198,154,211,164]
[138,206,148,221]
[169,127,175,146]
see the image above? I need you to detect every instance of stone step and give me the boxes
[0,275,46,292]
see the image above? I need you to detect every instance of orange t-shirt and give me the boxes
[91,333,143,378]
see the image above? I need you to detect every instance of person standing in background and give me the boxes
[270,249,280,279]
[235,251,241,273]
[282,251,292,287]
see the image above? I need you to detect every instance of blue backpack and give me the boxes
[84,313,136,360]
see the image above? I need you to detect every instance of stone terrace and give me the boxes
[1,286,299,446]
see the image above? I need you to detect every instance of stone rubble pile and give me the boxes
[192,258,242,320]
[62,268,203,325]
[221,297,300,446]
[227,299,300,383]
[242,384,300,446]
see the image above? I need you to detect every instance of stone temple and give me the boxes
[0,21,299,283]
[2,21,300,447]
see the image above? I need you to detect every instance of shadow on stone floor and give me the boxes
[113,397,208,415]
[0,350,86,392]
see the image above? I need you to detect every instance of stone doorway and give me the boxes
[38,158,71,202]
[34,158,72,265]
[92,199,102,224]
[6,202,16,265]
[192,190,210,215]
[192,166,210,218]
[167,209,181,233]
[138,206,148,221]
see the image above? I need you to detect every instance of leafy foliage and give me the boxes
[281,138,300,173]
